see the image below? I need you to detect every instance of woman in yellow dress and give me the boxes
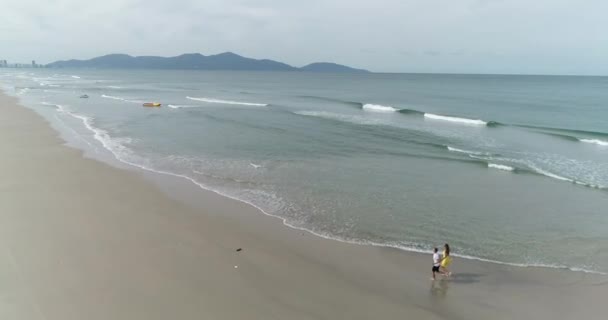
[440,243,452,277]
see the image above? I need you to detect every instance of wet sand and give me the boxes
[0,91,606,319]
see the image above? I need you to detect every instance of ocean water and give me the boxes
[2,69,607,274]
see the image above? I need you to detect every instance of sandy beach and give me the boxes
[0,90,606,319]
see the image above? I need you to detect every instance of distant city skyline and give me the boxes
[2,0,607,75]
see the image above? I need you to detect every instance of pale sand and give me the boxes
[0,91,606,320]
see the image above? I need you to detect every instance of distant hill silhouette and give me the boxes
[47,52,370,73]
[300,62,369,73]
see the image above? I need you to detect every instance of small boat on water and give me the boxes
[80,94,89,98]
[143,102,161,107]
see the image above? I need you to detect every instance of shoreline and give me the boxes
[17,90,606,276]
[1,90,606,319]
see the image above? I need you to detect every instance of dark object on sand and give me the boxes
[80,94,89,98]
[236,248,242,252]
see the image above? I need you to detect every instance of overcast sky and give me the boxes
[2,0,606,74]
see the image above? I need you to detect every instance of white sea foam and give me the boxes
[71,75,81,79]
[101,94,141,103]
[186,96,267,107]
[362,104,398,112]
[168,104,212,109]
[16,88,30,95]
[580,138,608,146]
[447,146,486,155]
[473,155,606,189]
[528,165,604,189]
[250,163,262,169]
[167,104,198,109]
[52,113,98,152]
[106,85,123,89]
[424,113,487,125]
[101,94,125,101]
[488,163,514,171]
[356,240,607,275]
[531,166,574,182]
[41,101,57,107]
[52,104,134,161]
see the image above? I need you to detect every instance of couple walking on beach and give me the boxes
[432,244,452,280]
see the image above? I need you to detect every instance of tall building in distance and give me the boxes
[32,60,37,68]
[0,60,8,67]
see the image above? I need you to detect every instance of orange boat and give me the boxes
[143,102,161,107]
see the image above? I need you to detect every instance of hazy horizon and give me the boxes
[2,0,607,75]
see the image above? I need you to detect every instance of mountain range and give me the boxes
[46,52,370,73]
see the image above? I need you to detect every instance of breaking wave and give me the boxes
[294,97,503,128]
[101,94,124,101]
[447,146,489,156]
[470,155,606,190]
[101,94,141,103]
[168,104,208,109]
[535,131,608,146]
[529,166,605,189]
[362,104,399,112]
[186,96,267,107]
[580,139,608,146]
[488,163,514,171]
[359,104,499,127]
[424,113,487,126]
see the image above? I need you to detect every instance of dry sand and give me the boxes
[0,92,606,320]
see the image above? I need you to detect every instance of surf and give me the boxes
[186,96,268,107]
[532,130,608,146]
[488,163,515,171]
[579,138,608,146]
[101,94,141,103]
[424,113,487,126]
[529,166,605,189]
[447,146,489,156]
[101,94,127,101]
[362,104,399,112]
[359,104,498,127]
